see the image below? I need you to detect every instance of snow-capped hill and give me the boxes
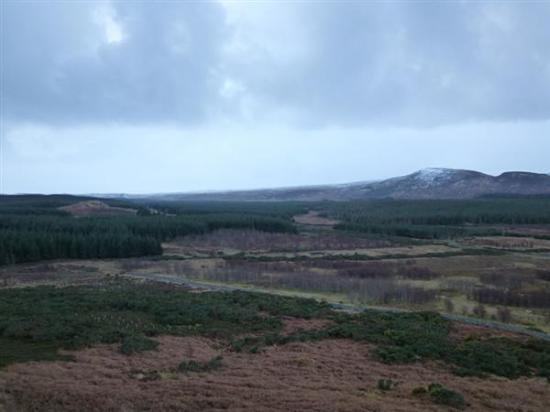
[359,169,548,199]
[333,168,549,199]
[411,168,460,185]
[140,168,550,201]
[415,168,453,181]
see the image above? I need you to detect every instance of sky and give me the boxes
[2,0,550,194]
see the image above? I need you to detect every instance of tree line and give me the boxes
[326,198,550,225]
[0,208,297,265]
[324,198,550,239]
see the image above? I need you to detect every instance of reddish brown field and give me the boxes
[60,200,137,217]
[293,211,339,226]
[1,321,549,412]
[163,228,392,255]
[0,261,118,288]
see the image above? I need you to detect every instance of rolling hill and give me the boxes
[142,168,550,201]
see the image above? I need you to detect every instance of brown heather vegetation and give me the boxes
[166,228,393,253]
[2,198,550,411]
[1,330,549,412]
[59,200,138,217]
[293,210,339,226]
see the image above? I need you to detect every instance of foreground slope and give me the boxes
[1,280,549,411]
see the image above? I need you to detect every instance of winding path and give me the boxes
[125,272,550,342]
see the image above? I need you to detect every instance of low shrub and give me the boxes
[0,337,72,368]
[119,335,159,355]
[377,379,395,391]
[178,355,223,373]
[2,281,549,382]
[0,281,330,367]
[411,386,427,396]
[232,310,550,380]
[412,383,466,409]
[428,383,466,409]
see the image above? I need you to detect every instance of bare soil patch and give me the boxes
[1,336,549,411]
[60,200,137,217]
[293,211,339,226]
[449,321,529,342]
[0,260,118,288]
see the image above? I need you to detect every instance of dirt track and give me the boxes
[125,272,550,342]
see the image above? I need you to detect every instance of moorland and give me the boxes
[1,194,550,410]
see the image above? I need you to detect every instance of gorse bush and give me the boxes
[119,335,159,355]
[0,281,330,367]
[450,338,550,379]
[1,280,549,381]
[178,355,223,373]
[232,309,550,380]
[427,383,466,409]
[0,337,73,368]
[412,383,466,409]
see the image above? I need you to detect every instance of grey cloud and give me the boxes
[3,1,550,127]
[3,0,226,124]
[225,2,550,127]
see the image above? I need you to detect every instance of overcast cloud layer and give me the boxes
[2,1,550,193]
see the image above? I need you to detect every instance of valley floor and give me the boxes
[2,213,550,411]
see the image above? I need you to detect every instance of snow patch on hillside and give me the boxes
[415,168,454,184]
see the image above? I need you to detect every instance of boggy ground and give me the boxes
[1,323,549,412]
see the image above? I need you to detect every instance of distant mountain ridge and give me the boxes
[112,168,550,201]
[352,168,550,200]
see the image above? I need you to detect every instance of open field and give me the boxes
[59,200,138,217]
[293,210,340,226]
[155,226,550,333]
[1,196,550,410]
